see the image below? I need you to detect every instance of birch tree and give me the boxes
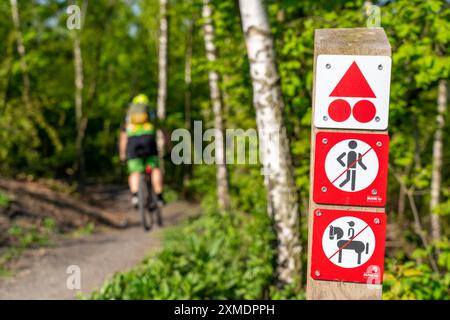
[238,0,302,285]
[183,17,194,190]
[157,0,168,171]
[202,0,230,210]
[9,0,29,109]
[70,0,87,186]
[9,0,61,151]
[73,1,114,188]
[430,80,447,242]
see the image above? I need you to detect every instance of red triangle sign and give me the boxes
[329,61,376,98]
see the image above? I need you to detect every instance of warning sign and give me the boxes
[313,131,389,207]
[311,208,386,284]
[314,55,391,130]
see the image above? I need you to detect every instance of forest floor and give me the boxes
[0,178,199,299]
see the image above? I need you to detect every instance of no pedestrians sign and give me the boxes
[313,131,389,207]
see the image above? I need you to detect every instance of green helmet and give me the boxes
[132,94,150,106]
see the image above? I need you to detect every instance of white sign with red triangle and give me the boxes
[314,55,391,130]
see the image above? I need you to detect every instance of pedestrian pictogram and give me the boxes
[328,139,375,192]
[314,132,389,207]
[314,55,391,130]
[311,208,386,284]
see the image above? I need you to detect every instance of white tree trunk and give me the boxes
[157,0,168,171]
[239,0,302,285]
[10,0,61,151]
[183,18,194,190]
[430,79,447,242]
[10,0,30,107]
[202,0,230,210]
[69,0,87,186]
[184,18,193,130]
[73,28,85,184]
[74,35,83,128]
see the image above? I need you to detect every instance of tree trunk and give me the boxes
[184,19,193,131]
[430,79,447,242]
[9,0,30,107]
[73,29,85,186]
[73,1,111,190]
[397,179,406,225]
[239,0,302,286]
[157,0,169,172]
[412,113,421,169]
[183,18,194,193]
[202,0,230,210]
[70,0,88,188]
[0,34,14,108]
[9,0,61,151]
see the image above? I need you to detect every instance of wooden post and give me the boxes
[306,28,391,300]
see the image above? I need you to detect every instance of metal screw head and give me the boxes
[322,138,328,144]
[375,116,381,122]
[378,64,383,70]
[316,211,322,217]
[326,63,331,69]
[372,189,378,195]
[315,270,321,277]
[374,218,380,224]
[376,141,382,147]
[323,115,329,121]
[321,186,327,192]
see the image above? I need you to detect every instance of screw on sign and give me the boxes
[311,209,386,284]
[314,55,391,130]
[313,131,389,207]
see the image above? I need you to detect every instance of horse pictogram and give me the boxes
[328,223,370,265]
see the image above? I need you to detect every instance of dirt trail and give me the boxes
[0,184,199,300]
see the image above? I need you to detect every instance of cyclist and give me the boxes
[119,94,164,208]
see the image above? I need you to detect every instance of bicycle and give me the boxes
[137,165,163,231]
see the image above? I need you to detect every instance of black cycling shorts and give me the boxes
[126,134,158,159]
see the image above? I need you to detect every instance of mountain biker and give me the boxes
[119,94,165,208]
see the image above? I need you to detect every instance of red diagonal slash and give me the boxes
[331,147,373,185]
[328,224,370,261]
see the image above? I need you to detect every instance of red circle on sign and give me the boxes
[352,100,376,123]
[328,99,351,122]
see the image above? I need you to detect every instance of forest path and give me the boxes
[0,185,199,300]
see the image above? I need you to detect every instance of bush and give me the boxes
[383,240,450,300]
[90,209,280,299]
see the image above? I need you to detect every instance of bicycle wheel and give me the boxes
[155,205,163,226]
[138,173,152,231]
[148,180,163,227]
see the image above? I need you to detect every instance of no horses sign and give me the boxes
[310,209,386,284]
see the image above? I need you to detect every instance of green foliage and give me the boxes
[7,217,58,248]
[0,192,11,208]
[383,239,450,300]
[1,0,449,300]
[0,217,59,277]
[71,222,96,238]
[90,209,280,299]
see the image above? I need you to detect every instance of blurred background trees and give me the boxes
[0,0,449,299]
